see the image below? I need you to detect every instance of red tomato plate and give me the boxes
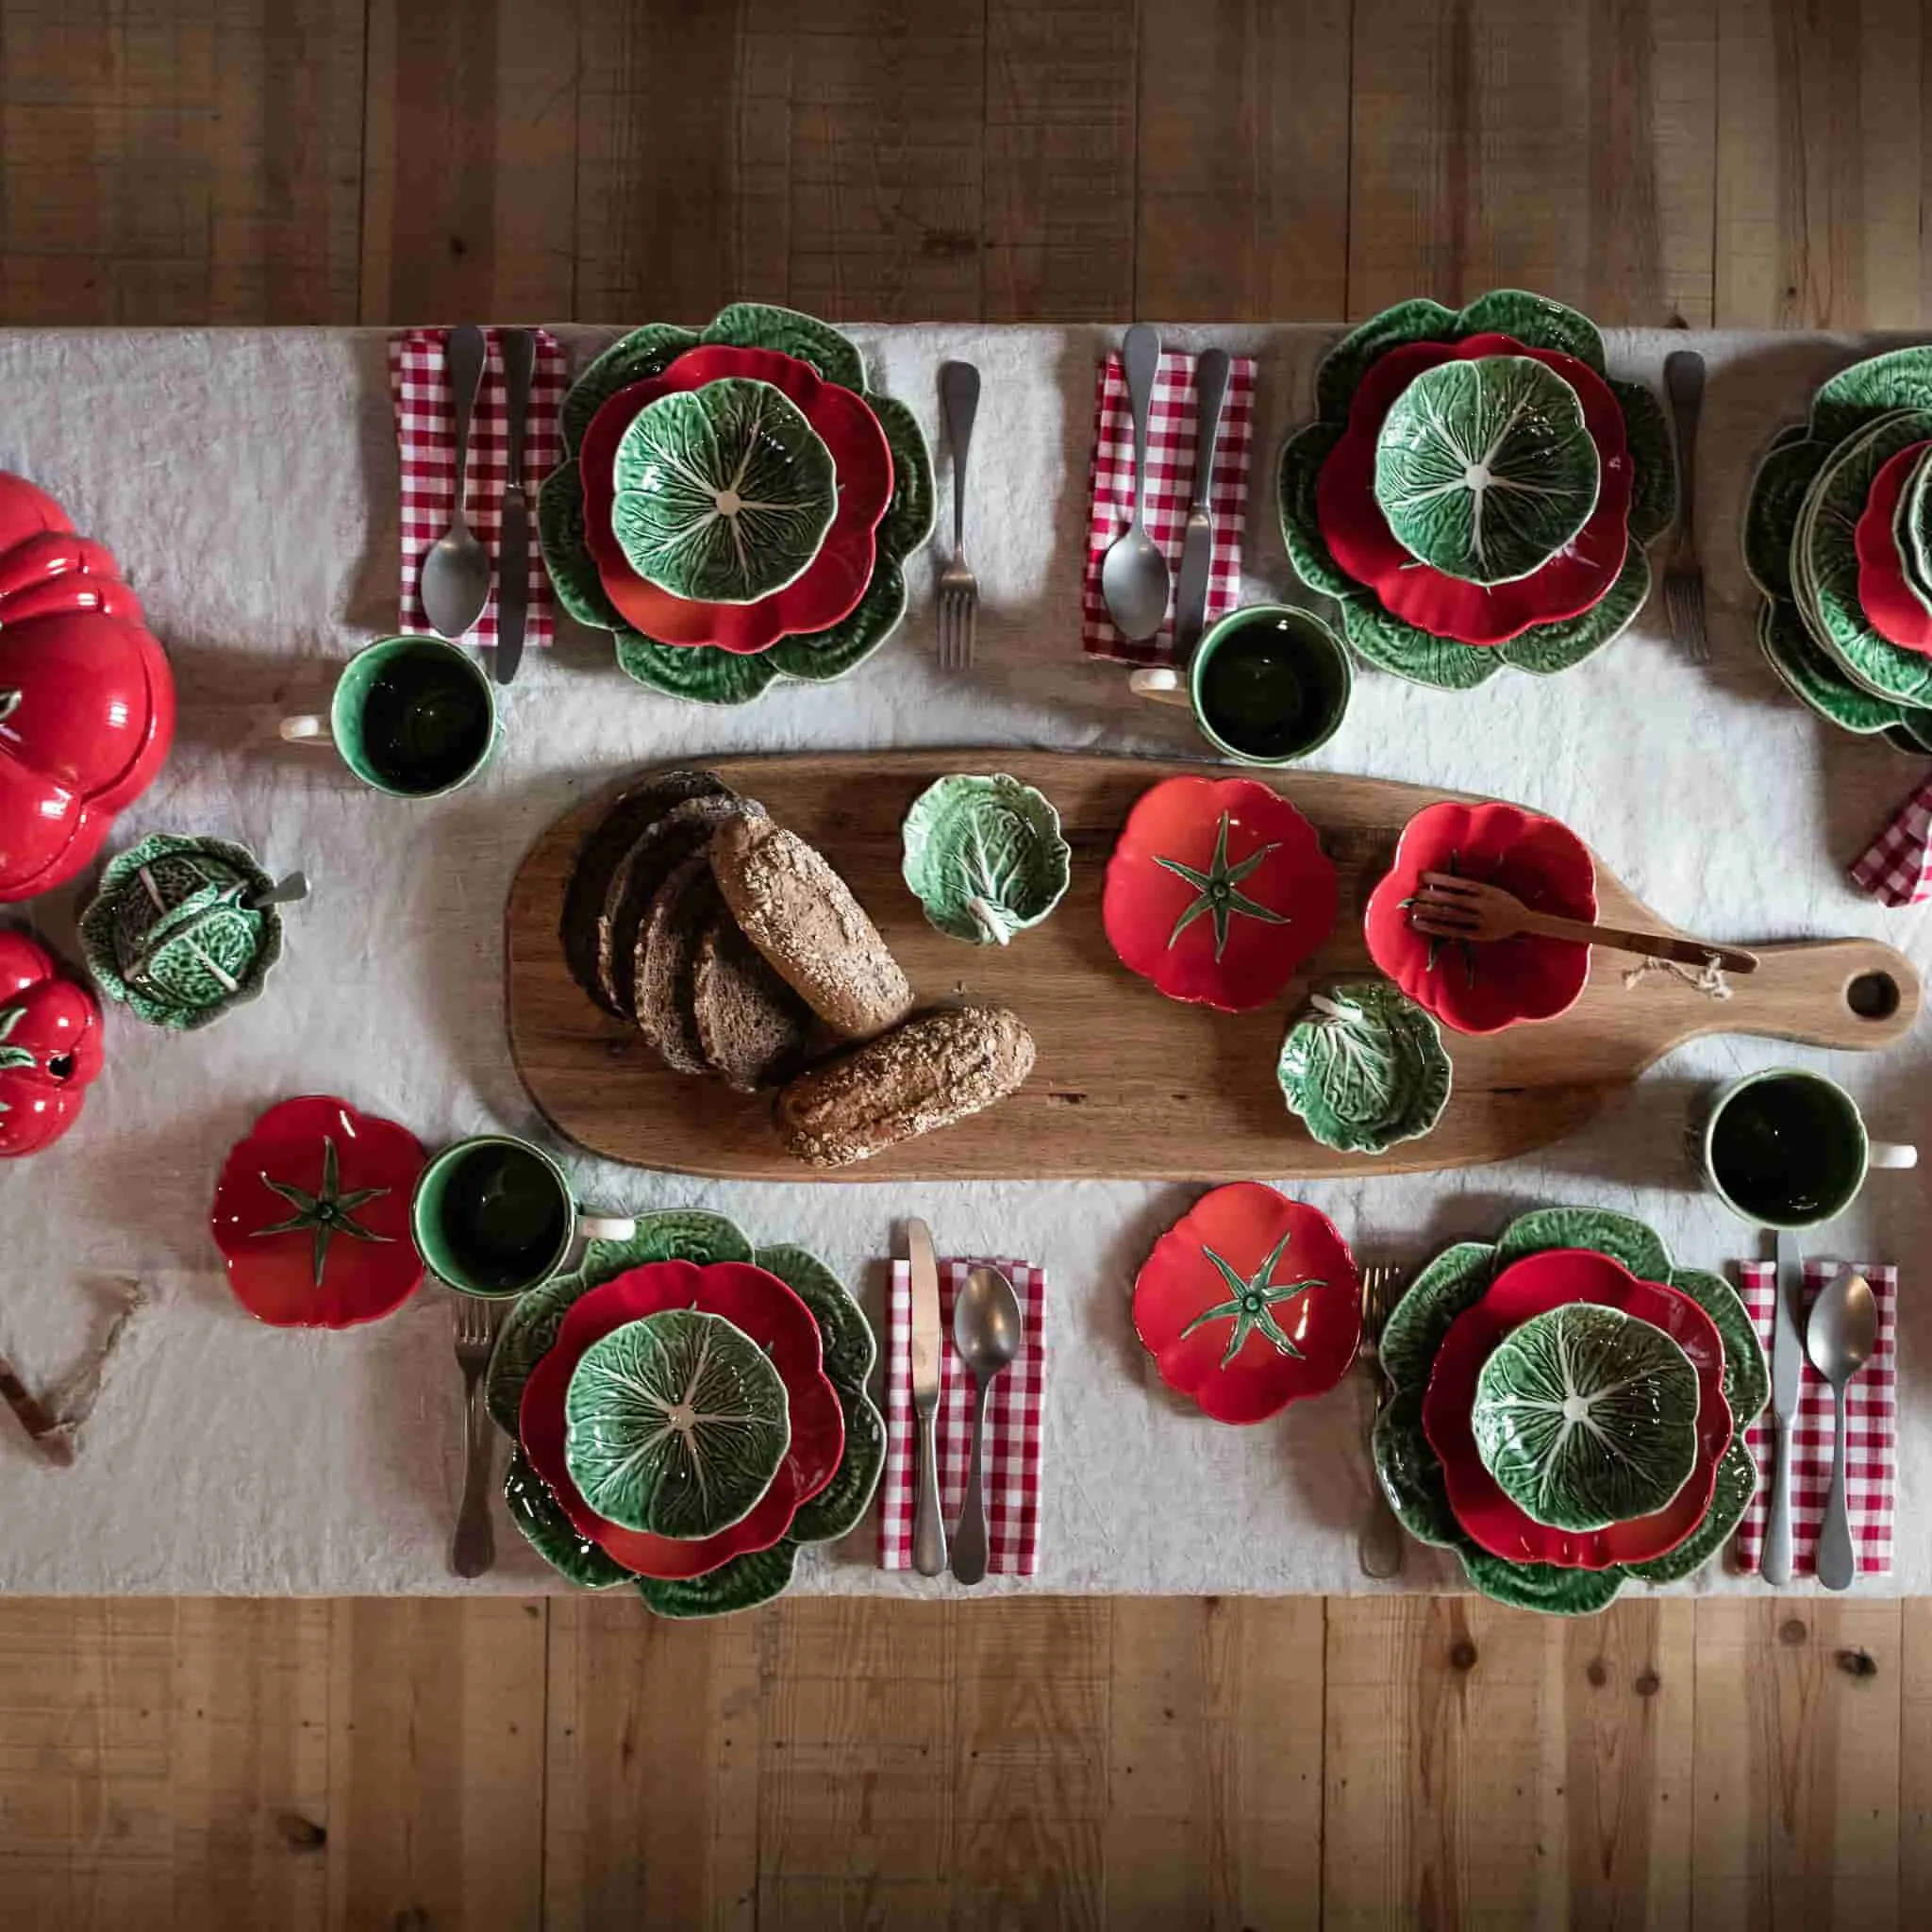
[1420,1247,1733,1569]
[1103,774,1338,1013]
[1134,1181,1361,1424]
[1853,440,1932,654]
[1363,799,1595,1036]
[1316,332,1634,646]
[520,1259,844,1579]
[578,346,893,654]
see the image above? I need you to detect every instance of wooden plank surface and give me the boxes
[506,751,1918,1181]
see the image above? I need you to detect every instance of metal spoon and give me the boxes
[420,325,491,640]
[243,871,309,910]
[1100,324,1172,641]
[1805,1269,1879,1591]
[950,1264,1024,1586]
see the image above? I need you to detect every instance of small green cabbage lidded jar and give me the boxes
[901,773,1072,946]
[78,832,287,1029]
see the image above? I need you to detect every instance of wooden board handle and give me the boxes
[1674,937,1920,1052]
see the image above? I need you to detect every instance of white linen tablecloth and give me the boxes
[0,323,1924,1598]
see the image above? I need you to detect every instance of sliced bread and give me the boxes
[692,912,815,1092]
[633,855,722,1074]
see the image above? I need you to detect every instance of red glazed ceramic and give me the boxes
[210,1096,428,1328]
[1134,1182,1361,1423]
[1422,1248,1733,1569]
[1103,775,1339,1013]
[520,1259,845,1579]
[0,930,104,1158]
[1317,333,1634,645]
[1853,441,1932,653]
[0,474,175,903]
[1364,799,1595,1035]
[579,345,894,654]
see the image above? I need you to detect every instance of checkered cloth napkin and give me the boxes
[1080,349,1257,665]
[879,1256,1045,1574]
[1851,777,1932,905]
[1733,1259,1896,1576]
[388,327,567,647]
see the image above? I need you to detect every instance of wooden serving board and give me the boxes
[505,752,1919,1181]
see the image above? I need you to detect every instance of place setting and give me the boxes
[1,286,1926,1621]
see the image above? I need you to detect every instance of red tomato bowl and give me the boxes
[1363,799,1595,1036]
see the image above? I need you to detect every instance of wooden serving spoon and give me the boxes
[1410,872,1759,974]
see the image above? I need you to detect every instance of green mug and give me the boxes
[279,634,498,798]
[1689,1067,1917,1229]
[1127,604,1352,764]
[411,1134,636,1298]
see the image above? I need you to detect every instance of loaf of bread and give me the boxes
[709,815,912,1040]
[776,1005,1036,1168]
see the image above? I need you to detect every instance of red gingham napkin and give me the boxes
[1733,1259,1896,1576]
[388,327,567,647]
[1080,350,1257,665]
[1851,777,1932,905]
[879,1257,1044,1575]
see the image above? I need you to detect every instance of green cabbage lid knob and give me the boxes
[76,832,290,1030]
[901,773,1072,946]
[563,1308,791,1539]
[611,377,838,604]
[1374,355,1600,584]
[1276,981,1452,1155]
[1471,1302,1700,1531]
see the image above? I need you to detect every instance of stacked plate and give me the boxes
[486,1209,885,1618]
[1278,291,1676,690]
[1742,346,1932,752]
[540,303,934,706]
[1373,1207,1769,1614]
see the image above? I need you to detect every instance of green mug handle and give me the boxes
[1871,1141,1918,1171]
[579,1212,637,1241]
[278,714,331,746]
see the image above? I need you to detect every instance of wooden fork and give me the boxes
[1409,872,1759,974]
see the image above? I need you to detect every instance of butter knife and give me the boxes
[494,328,535,686]
[908,1217,947,1576]
[1762,1228,1806,1586]
[1174,348,1231,655]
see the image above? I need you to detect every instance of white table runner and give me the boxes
[0,323,1923,1597]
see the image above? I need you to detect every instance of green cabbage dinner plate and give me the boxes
[540,303,934,705]
[1277,290,1675,690]
[1740,348,1932,746]
[1372,1206,1768,1615]
[488,1208,885,1617]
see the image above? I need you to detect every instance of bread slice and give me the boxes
[692,912,815,1092]
[595,793,762,1019]
[775,1004,1036,1168]
[708,815,911,1040]
[561,769,729,1011]
[633,856,721,1075]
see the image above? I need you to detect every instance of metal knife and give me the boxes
[1762,1228,1806,1586]
[908,1217,948,1576]
[1174,348,1231,655]
[494,328,536,686]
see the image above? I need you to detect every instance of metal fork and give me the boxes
[1357,1264,1407,1579]
[937,360,981,670]
[451,1294,504,1577]
[1662,348,1709,664]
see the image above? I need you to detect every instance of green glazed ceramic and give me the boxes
[541,305,934,705]
[1371,1205,1769,1615]
[491,1208,886,1618]
[411,1134,598,1300]
[1756,602,1909,736]
[1275,982,1451,1155]
[900,773,1071,945]
[294,634,497,799]
[1689,1066,1894,1231]
[611,379,838,604]
[1374,356,1599,583]
[77,832,285,1030]
[563,1308,790,1538]
[1802,409,1932,705]
[1893,442,1932,617]
[1277,291,1675,690]
[1471,1303,1700,1530]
